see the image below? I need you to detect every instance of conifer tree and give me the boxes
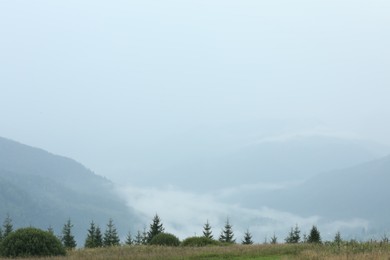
[307,225,321,244]
[125,231,133,245]
[103,218,120,246]
[85,221,103,248]
[242,229,253,245]
[147,214,164,243]
[270,233,278,244]
[95,225,103,247]
[142,227,148,245]
[285,224,300,243]
[334,231,342,247]
[2,214,13,238]
[61,219,77,249]
[134,230,143,245]
[203,220,213,239]
[219,218,235,243]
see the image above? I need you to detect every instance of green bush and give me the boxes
[181,236,221,247]
[0,227,66,257]
[149,233,180,246]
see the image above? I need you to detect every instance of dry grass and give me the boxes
[2,243,390,260]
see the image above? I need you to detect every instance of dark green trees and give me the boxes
[61,219,76,249]
[203,220,213,239]
[219,218,235,243]
[270,233,278,244]
[2,214,13,238]
[307,225,321,244]
[134,230,143,245]
[85,221,103,248]
[242,229,253,245]
[125,231,133,245]
[285,224,301,243]
[149,233,180,246]
[103,218,120,247]
[147,214,164,243]
[0,227,65,257]
[334,231,342,247]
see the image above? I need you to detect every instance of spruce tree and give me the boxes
[142,226,148,245]
[219,218,235,243]
[142,227,148,245]
[307,225,321,244]
[203,220,213,239]
[147,214,164,243]
[95,225,103,247]
[0,227,3,242]
[61,219,77,249]
[85,221,102,248]
[285,224,300,243]
[103,218,120,246]
[334,231,342,247]
[134,230,143,245]
[2,214,13,238]
[242,229,253,245]
[270,233,277,244]
[125,231,133,245]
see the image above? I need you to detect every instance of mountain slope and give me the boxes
[0,137,140,245]
[162,135,381,190]
[288,155,390,222]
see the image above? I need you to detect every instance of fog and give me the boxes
[1,0,389,242]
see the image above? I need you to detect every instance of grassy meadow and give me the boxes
[3,242,390,260]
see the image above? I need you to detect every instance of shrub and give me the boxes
[181,236,220,247]
[0,227,66,257]
[149,233,180,246]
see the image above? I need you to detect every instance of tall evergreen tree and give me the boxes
[219,218,235,243]
[95,225,103,247]
[202,220,213,239]
[142,227,148,245]
[334,231,342,247]
[307,225,321,244]
[61,219,77,249]
[242,229,253,245]
[103,218,120,246]
[85,221,103,248]
[134,230,143,245]
[285,224,300,243]
[270,233,278,244]
[125,231,133,245]
[147,214,164,243]
[2,214,13,238]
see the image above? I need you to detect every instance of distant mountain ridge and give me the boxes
[0,137,139,245]
[159,135,382,190]
[231,152,390,237]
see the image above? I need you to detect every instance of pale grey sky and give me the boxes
[1,0,389,181]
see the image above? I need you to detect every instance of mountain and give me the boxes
[231,154,390,237]
[157,135,383,190]
[285,155,390,222]
[0,137,140,245]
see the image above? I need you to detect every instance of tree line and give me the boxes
[0,213,332,250]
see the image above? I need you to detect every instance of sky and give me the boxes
[1,0,390,181]
[1,0,390,242]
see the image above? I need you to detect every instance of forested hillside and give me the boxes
[0,137,139,244]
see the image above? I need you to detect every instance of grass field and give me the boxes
[2,242,390,259]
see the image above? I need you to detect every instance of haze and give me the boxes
[1,0,389,241]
